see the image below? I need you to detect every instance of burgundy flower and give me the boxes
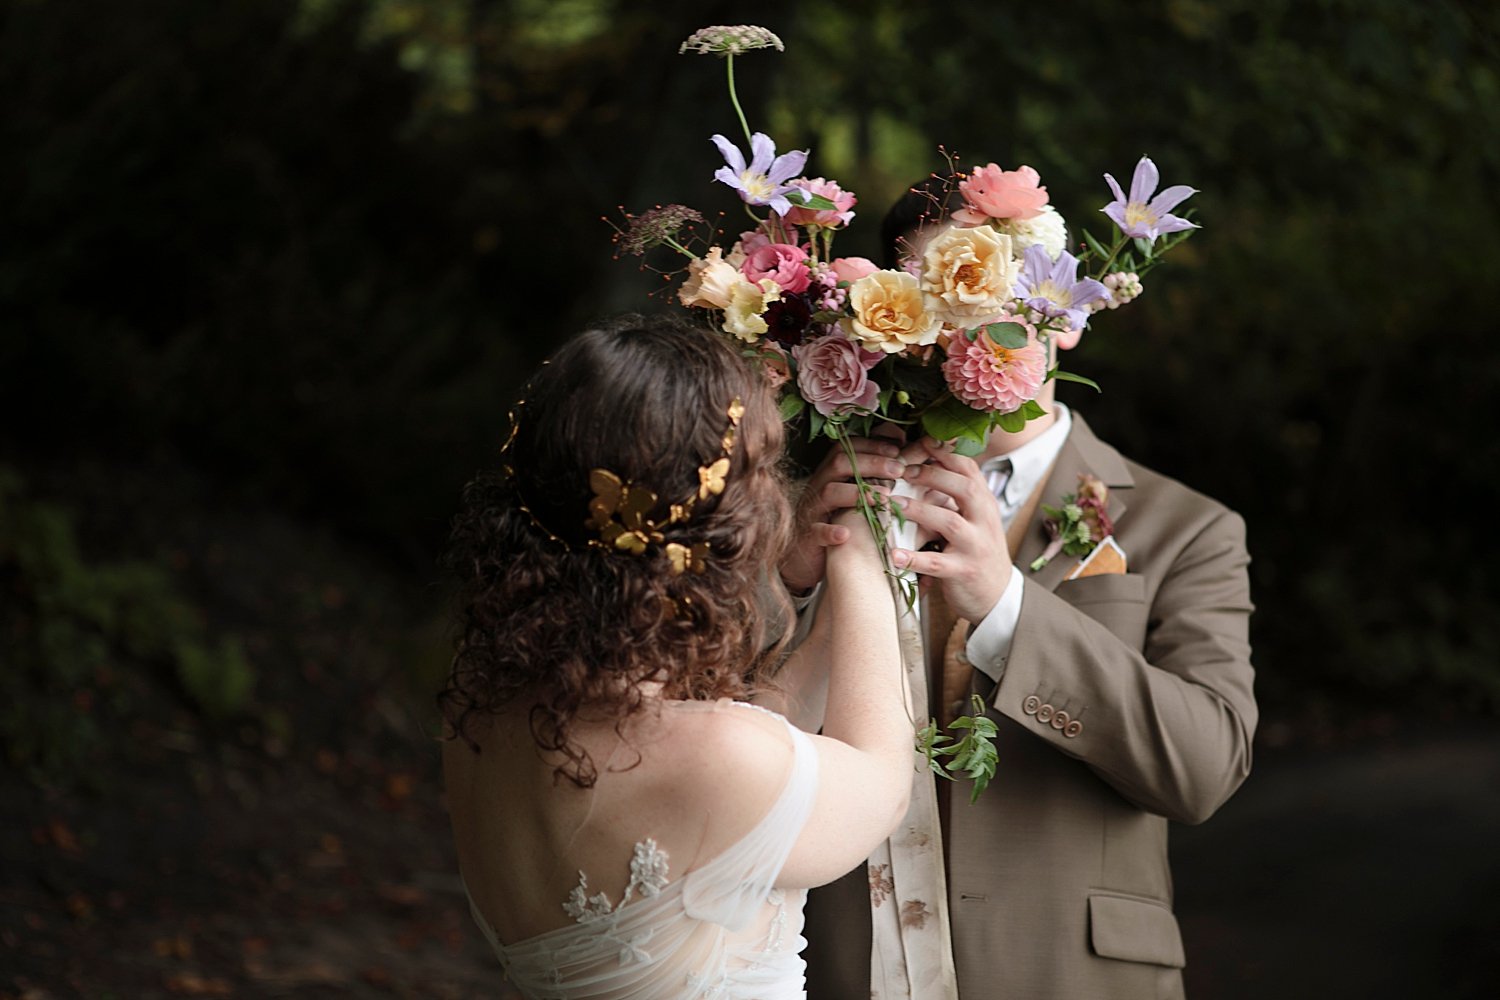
[761,292,816,348]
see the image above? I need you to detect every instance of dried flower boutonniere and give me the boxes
[1030,474,1114,572]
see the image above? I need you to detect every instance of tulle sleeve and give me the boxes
[679,708,819,931]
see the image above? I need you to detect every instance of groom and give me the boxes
[786,185,1257,999]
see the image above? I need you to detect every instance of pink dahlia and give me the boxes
[942,319,1047,413]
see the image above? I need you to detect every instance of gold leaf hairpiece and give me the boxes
[583,397,744,572]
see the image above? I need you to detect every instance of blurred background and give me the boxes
[2,0,1497,996]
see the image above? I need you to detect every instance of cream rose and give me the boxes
[678,247,742,310]
[844,269,942,354]
[722,278,782,342]
[921,224,1021,325]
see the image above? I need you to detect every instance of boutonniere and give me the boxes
[1030,474,1114,572]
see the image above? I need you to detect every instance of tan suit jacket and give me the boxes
[803,413,1257,1000]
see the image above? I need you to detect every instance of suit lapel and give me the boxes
[1014,412,1134,594]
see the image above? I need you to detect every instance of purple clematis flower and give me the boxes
[1017,244,1109,332]
[1102,156,1199,243]
[711,132,809,216]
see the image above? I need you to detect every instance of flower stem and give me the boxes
[1096,233,1128,277]
[726,54,754,148]
[662,236,698,259]
[834,426,910,602]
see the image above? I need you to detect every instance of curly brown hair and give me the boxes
[439,315,793,786]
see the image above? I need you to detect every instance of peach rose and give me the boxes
[953,164,1049,224]
[920,225,1020,326]
[678,247,741,310]
[844,269,942,354]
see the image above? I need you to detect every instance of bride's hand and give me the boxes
[779,435,906,593]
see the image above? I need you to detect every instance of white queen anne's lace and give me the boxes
[679,25,784,56]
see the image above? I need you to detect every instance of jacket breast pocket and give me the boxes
[1055,572,1149,649]
[1088,892,1185,968]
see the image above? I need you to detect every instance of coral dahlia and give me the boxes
[942,316,1048,413]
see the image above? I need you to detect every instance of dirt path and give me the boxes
[1174,724,1500,999]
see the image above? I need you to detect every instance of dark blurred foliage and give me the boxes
[2,0,1498,740]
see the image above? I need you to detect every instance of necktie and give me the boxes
[984,458,1015,521]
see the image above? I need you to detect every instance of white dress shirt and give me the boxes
[963,403,1073,682]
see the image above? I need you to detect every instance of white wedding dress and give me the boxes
[465,702,820,999]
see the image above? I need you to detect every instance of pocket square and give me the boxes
[1066,536,1127,580]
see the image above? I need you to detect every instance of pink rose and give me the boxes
[793,334,881,416]
[742,243,811,294]
[953,164,1049,225]
[783,177,858,229]
[736,229,774,259]
[830,256,878,285]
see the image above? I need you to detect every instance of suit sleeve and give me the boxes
[982,508,1257,825]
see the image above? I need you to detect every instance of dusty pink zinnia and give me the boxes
[953,164,1049,225]
[793,334,881,415]
[942,318,1047,413]
[742,242,811,293]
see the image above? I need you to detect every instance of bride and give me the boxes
[439,315,911,998]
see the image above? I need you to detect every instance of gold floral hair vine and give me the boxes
[501,396,745,576]
[584,397,743,573]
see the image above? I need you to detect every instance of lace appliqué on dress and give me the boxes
[562,874,614,923]
[562,838,670,922]
[560,838,672,964]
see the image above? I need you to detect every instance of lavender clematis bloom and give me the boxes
[1018,244,1109,331]
[1102,156,1199,243]
[711,132,809,216]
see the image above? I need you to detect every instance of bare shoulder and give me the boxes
[645,702,797,867]
[654,701,795,785]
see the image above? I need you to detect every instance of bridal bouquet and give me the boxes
[611,24,1200,794]
[613,25,1198,467]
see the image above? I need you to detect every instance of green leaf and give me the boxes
[1049,369,1102,393]
[984,322,1028,350]
[1019,399,1048,421]
[951,436,986,457]
[786,190,838,211]
[808,408,825,441]
[921,395,992,448]
[1134,237,1156,259]
[1083,229,1112,260]
[778,393,805,421]
[994,409,1027,434]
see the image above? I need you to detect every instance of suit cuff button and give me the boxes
[1049,710,1070,731]
[1022,695,1041,716]
[1035,703,1055,724]
[1064,720,1083,738]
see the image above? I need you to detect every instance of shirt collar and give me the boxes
[984,402,1072,507]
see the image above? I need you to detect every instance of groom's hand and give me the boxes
[890,438,1013,623]
[780,434,906,594]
